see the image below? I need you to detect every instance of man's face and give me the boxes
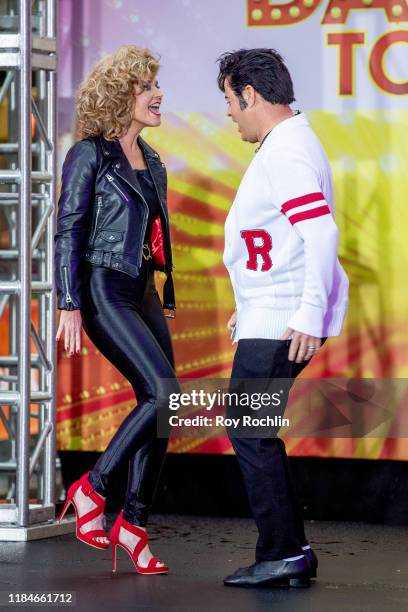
[224,78,257,143]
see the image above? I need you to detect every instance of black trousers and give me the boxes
[80,259,178,526]
[228,337,327,562]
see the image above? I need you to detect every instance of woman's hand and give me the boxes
[56,309,83,356]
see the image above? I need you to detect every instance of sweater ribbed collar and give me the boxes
[255,110,306,153]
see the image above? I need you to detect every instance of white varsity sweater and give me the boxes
[223,112,349,340]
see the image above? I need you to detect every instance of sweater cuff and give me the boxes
[288,302,326,338]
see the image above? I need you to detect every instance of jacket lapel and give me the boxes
[98,134,166,208]
[114,159,143,197]
[99,135,143,197]
[139,137,167,212]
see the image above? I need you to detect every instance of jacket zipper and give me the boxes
[106,173,130,202]
[90,196,103,243]
[139,211,149,267]
[62,266,72,305]
[113,168,149,267]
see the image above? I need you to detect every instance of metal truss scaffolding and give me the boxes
[0,0,71,540]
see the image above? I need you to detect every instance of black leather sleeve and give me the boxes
[54,139,97,310]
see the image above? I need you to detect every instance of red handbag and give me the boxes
[150,215,166,266]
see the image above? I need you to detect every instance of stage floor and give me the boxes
[0,515,407,611]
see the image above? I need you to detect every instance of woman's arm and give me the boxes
[54,139,97,355]
[54,138,97,310]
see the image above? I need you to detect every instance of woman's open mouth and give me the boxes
[148,104,161,117]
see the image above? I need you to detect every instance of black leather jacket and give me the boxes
[54,135,175,312]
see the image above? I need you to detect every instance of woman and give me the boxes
[54,45,178,575]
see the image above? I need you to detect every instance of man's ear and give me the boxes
[243,85,256,108]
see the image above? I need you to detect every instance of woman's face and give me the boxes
[132,75,163,128]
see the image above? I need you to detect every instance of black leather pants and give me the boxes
[80,259,178,526]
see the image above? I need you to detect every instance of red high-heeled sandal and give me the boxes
[110,511,168,575]
[57,471,110,550]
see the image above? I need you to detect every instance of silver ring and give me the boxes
[307,346,317,351]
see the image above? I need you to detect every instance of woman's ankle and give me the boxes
[121,512,146,529]
[94,490,106,501]
[87,471,107,499]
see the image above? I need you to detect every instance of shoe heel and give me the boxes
[57,497,71,523]
[289,577,311,588]
[112,545,117,573]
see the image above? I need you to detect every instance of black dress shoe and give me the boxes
[224,556,311,588]
[303,547,318,578]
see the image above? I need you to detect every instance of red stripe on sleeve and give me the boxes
[289,205,331,225]
[281,192,325,214]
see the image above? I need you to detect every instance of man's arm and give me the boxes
[285,204,338,338]
[262,148,339,359]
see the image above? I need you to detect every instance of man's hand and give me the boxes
[56,309,83,356]
[227,310,237,334]
[280,327,321,363]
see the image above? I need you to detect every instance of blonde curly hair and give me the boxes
[75,45,160,140]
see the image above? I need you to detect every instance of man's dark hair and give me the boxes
[217,48,295,109]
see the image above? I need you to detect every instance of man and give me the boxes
[218,49,349,588]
